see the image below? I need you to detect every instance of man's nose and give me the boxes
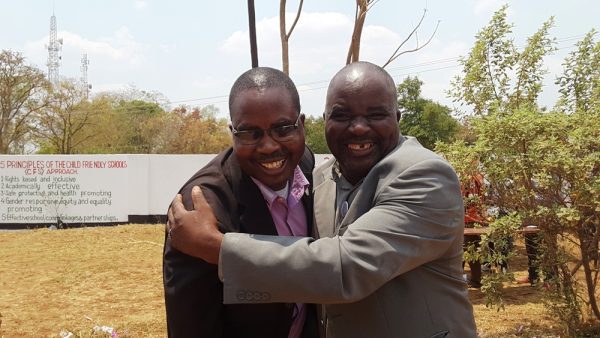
[348,116,370,135]
[256,132,281,153]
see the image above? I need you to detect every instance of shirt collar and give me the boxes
[332,160,364,190]
[252,166,309,207]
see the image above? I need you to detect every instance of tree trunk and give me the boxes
[346,0,368,65]
[579,225,600,319]
[280,0,289,74]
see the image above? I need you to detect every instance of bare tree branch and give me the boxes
[280,0,304,74]
[346,0,378,65]
[382,8,440,68]
[286,0,304,39]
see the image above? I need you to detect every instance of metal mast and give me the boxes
[247,0,258,68]
[46,12,63,86]
[80,53,91,99]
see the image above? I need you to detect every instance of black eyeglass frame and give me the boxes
[230,113,303,145]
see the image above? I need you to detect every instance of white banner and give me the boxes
[0,154,332,226]
[1,156,129,224]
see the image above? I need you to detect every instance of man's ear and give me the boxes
[300,113,305,127]
[396,109,401,122]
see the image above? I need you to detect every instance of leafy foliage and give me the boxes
[396,76,459,150]
[442,8,600,331]
[439,108,600,330]
[34,79,95,154]
[449,5,556,116]
[303,115,328,154]
[161,105,231,154]
[0,50,50,153]
[31,88,231,154]
[555,29,600,114]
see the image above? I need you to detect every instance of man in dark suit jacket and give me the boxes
[162,67,319,338]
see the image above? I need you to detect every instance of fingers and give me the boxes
[167,194,183,237]
[167,205,175,235]
[168,200,175,222]
[191,185,212,213]
[170,193,185,214]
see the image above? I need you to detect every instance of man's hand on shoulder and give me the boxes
[168,186,223,264]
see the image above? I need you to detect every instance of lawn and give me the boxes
[0,224,595,337]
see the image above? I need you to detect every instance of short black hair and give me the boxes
[228,67,300,119]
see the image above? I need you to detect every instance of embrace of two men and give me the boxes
[163,62,477,338]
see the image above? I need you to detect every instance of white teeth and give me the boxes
[348,143,373,150]
[261,159,284,169]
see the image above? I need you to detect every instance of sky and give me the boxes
[1,0,599,119]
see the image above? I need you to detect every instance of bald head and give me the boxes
[323,61,401,184]
[325,62,397,115]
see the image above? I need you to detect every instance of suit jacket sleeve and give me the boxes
[163,184,229,337]
[219,157,463,304]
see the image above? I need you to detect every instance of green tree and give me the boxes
[444,9,600,332]
[397,76,459,150]
[303,115,328,154]
[0,50,49,153]
[554,29,600,324]
[438,108,600,331]
[69,93,169,154]
[555,29,600,114]
[158,105,230,154]
[449,5,556,115]
[70,94,120,153]
[115,99,166,153]
[34,79,95,154]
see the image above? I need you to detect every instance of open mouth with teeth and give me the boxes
[260,159,286,170]
[347,143,374,151]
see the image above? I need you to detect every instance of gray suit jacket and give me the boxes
[219,137,477,338]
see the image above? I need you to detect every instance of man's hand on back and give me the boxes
[168,185,223,264]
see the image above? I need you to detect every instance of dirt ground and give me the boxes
[0,224,597,337]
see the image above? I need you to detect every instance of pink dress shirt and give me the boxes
[252,166,309,338]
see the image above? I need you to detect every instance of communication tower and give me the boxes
[46,12,63,86]
[80,53,91,98]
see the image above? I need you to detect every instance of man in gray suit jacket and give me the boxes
[169,62,478,338]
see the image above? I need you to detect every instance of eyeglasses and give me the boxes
[230,113,302,145]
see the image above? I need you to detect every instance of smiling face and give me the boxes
[324,63,400,184]
[231,87,305,190]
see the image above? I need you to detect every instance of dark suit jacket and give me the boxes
[163,146,319,338]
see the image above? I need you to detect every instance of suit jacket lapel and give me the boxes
[227,155,278,236]
[227,145,315,237]
[313,166,337,238]
[299,146,315,238]
[338,137,407,233]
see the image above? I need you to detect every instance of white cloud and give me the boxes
[21,26,149,97]
[24,27,146,68]
[217,10,437,117]
[219,11,411,77]
[134,0,148,10]
[220,30,250,55]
